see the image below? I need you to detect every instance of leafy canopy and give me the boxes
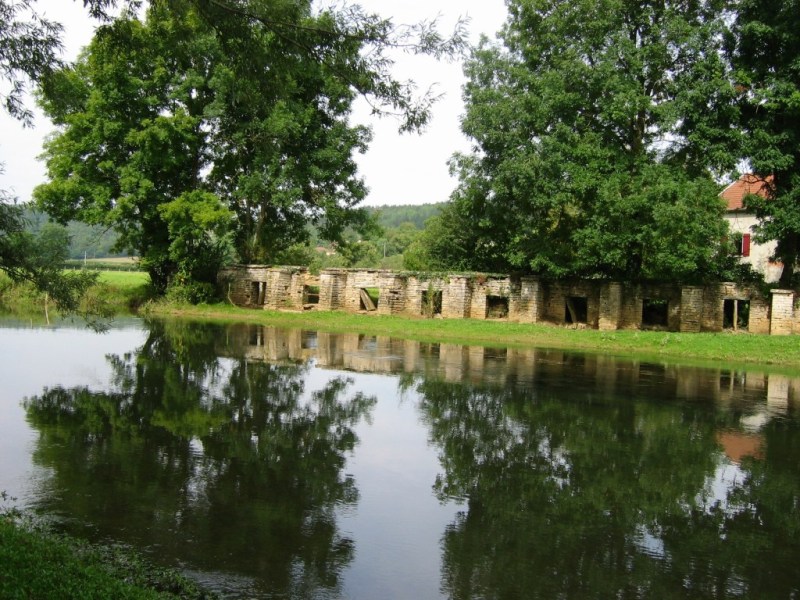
[437,0,736,282]
[728,0,800,285]
[33,0,466,293]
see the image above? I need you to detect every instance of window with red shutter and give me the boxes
[741,233,751,257]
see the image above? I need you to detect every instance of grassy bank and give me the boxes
[146,300,800,370]
[0,271,152,318]
[0,515,214,599]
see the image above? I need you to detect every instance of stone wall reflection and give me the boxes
[220,323,800,413]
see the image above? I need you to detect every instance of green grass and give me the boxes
[87,270,153,312]
[146,301,800,371]
[0,270,153,317]
[0,516,214,599]
[96,269,150,288]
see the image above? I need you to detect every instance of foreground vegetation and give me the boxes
[0,512,214,599]
[147,300,800,370]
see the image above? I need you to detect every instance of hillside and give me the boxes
[369,203,445,230]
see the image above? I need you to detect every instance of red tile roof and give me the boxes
[720,174,772,211]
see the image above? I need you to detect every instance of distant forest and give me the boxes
[368,203,443,230]
[21,203,444,263]
[22,206,127,260]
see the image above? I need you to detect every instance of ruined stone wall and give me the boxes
[219,266,799,335]
[264,268,306,310]
[467,277,512,320]
[319,269,347,310]
[377,274,409,316]
[510,277,544,324]
[219,265,273,307]
[442,276,472,319]
[597,283,622,331]
[541,281,602,327]
[770,290,796,335]
[617,284,683,331]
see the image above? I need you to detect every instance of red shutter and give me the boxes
[742,233,751,257]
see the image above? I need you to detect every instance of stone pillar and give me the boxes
[749,296,771,334]
[264,269,294,309]
[288,271,306,308]
[377,275,407,316]
[770,289,795,335]
[318,270,346,310]
[680,286,704,333]
[767,374,790,411]
[442,276,472,319]
[470,282,488,320]
[598,282,622,331]
[514,277,544,323]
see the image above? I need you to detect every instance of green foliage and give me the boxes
[0,518,215,599]
[33,1,465,293]
[370,203,444,229]
[0,0,62,124]
[158,190,234,285]
[164,279,217,305]
[440,0,735,282]
[0,201,100,316]
[403,204,477,271]
[19,205,125,259]
[728,0,800,285]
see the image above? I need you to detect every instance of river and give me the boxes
[1,317,798,599]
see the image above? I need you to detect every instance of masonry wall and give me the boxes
[541,281,602,328]
[219,266,799,335]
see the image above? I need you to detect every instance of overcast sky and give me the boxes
[0,0,508,207]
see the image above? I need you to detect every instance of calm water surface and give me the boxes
[1,318,799,599]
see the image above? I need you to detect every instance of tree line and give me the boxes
[407,0,799,287]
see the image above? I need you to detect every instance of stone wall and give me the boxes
[219,265,798,335]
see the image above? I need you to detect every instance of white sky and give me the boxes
[0,0,507,207]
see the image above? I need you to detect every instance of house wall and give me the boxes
[724,212,782,283]
[219,266,799,335]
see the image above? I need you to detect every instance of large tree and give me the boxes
[442,0,737,282]
[728,0,800,286]
[33,0,465,292]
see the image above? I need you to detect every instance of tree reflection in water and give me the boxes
[24,320,376,598]
[411,365,800,599]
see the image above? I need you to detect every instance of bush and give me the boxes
[165,280,218,305]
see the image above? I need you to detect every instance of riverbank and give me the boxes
[145,300,800,370]
[0,514,215,599]
[4,271,800,369]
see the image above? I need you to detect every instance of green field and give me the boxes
[96,269,150,288]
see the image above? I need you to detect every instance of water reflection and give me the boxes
[14,321,800,599]
[23,320,376,598]
[414,376,800,598]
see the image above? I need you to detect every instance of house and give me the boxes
[720,174,782,283]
